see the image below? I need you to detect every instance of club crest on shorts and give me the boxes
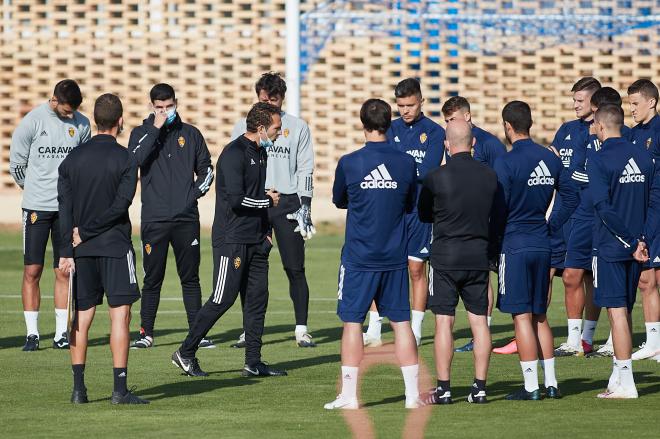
[283,128,290,138]
[234,257,241,269]
[647,138,652,149]
[419,132,427,144]
[68,127,75,137]
[178,136,185,148]
[30,212,38,224]
[144,243,152,255]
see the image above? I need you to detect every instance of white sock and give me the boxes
[411,310,425,339]
[401,364,420,399]
[608,356,619,390]
[340,366,359,399]
[644,322,660,350]
[617,358,635,388]
[520,360,539,392]
[604,331,613,347]
[581,320,598,345]
[55,308,68,340]
[487,316,492,327]
[541,358,558,388]
[295,325,308,336]
[567,319,582,348]
[24,311,39,337]
[366,311,382,339]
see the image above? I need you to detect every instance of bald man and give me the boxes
[418,120,498,404]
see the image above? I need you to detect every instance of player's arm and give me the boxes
[9,116,35,189]
[417,128,445,181]
[589,156,639,252]
[80,121,92,144]
[295,121,314,205]
[548,165,579,232]
[128,124,161,166]
[643,160,660,240]
[57,161,75,258]
[491,158,511,247]
[189,131,214,201]
[223,147,273,210]
[332,158,348,209]
[77,157,138,242]
[417,173,434,222]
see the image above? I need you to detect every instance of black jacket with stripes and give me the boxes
[128,114,213,223]
[212,135,272,246]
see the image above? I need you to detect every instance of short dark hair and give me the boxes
[590,87,622,109]
[595,104,624,128]
[394,78,422,99]
[150,83,176,102]
[628,79,659,107]
[571,77,601,94]
[502,101,533,135]
[360,99,392,134]
[53,79,83,109]
[246,102,280,133]
[94,93,123,131]
[255,72,287,99]
[441,96,471,116]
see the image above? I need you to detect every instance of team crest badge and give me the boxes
[68,127,75,137]
[283,128,290,138]
[30,212,38,224]
[419,133,427,143]
[234,257,241,269]
[144,243,152,255]
[178,136,185,148]
[647,138,652,150]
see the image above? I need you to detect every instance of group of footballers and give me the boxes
[8,72,660,406]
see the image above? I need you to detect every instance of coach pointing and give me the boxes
[418,119,498,404]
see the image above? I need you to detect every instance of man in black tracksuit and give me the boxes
[128,84,214,349]
[58,93,148,404]
[172,103,287,377]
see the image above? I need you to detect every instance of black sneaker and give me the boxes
[242,362,288,377]
[53,332,69,349]
[198,338,216,349]
[111,389,150,405]
[505,387,542,401]
[544,386,562,399]
[70,388,88,404]
[171,350,209,377]
[467,390,488,404]
[424,387,453,405]
[131,330,153,349]
[22,334,39,351]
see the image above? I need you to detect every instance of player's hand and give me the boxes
[72,227,82,247]
[547,145,560,157]
[267,188,280,207]
[153,109,168,129]
[287,204,316,240]
[59,257,75,274]
[633,241,649,263]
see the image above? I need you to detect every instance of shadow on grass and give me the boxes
[137,376,260,401]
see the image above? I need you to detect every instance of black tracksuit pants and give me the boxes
[180,241,271,364]
[140,221,202,336]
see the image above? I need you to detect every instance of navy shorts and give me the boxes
[592,256,641,311]
[337,266,410,323]
[406,212,431,261]
[564,218,592,270]
[649,236,660,269]
[497,250,550,315]
[550,220,570,270]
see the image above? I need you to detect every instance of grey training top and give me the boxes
[231,112,314,198]
[10,103,91,211]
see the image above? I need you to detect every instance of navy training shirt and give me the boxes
[589,137,655,262]
[332,141,417,271]
[493,138,579,252]
[472,125,506,168]
[628,113,660,161]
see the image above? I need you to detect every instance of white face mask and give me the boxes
[165,107,177,125]
[259,130,274,149]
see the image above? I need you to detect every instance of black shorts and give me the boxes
[428,268,489,316]
[22,209,62,268]
[74,249,141,311]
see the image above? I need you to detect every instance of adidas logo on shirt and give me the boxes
[619,158,645,183]
[361,164,398,189]
[527,160,555,186]
[394,136,400,142]
[40,130,48,137]
[654,256,660,263]
[191,239,199,246]
[564,134,571,140]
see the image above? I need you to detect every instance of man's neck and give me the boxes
[244,132,260,144]
[97,129,117,138]
[642,111,657,125]
[582,114,594,123]
[509,133,530,144]
[365,131,387,142]
[601,131,622,142]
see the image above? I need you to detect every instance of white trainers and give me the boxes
[324,395,359,410]
[554,342,583,357]
[296,332,317,348]
[362,333,383,347]
[631,342,658,360]
[405,396,425,409]
[596,385,638,399]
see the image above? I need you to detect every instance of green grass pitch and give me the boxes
[0,229,658,438]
